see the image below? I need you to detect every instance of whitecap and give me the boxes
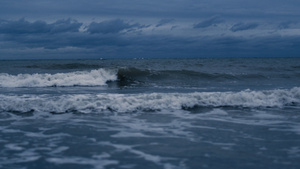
[0,69,117,87]
[0,87,299,113]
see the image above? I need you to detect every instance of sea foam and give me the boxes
[0,69,117,87]
[0,87,299,113]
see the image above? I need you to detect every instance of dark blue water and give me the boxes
[1,58,300,169]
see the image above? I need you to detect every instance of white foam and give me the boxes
[46,154,118,169]
[287,147,300,157]
[111,132,151,138]
[99,142,163,164]
[99,141,187,169]
[4,144,24,151]
[0,87,299,113]
[0,69,117,87]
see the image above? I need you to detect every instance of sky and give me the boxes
[0,0,300,59]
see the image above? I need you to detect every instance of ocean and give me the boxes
[0,57,300,169]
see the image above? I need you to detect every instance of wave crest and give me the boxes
[1,88,299,113]
[0,69,117,87]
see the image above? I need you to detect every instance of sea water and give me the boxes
[0,58,300,169]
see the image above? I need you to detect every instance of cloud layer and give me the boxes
[0,18,81,34]
[1,0,300,59]
[230,22,259,32]
[194,16,223,29]
[87,19,147,34]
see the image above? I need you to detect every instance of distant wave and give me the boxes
[116,67,269,84]
[1,88,299,113]
[0,69,117,87]
[24,63,101,70]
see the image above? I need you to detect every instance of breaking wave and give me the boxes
[0,69,117,87]
[1,87,299,113]
[0,66,292,88]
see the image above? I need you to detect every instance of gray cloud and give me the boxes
[0,18,147,49]
[0,18,121,49]
[193,16,223,29]
[1,19,300,58]
[0,18,50,34]
[0,18,82,34]
[156,19,174,27]
[50,19,83,33]
[230,22,259,32]
[87,19,147,34]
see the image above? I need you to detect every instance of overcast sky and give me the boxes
[1,0,300,59]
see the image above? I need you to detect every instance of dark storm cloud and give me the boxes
[0,18,50,34]
[0,18,145,49]
[0,18,82,34]
[0,17,300,58]
[193,16,223,29]
[50,19,82,33]
[1,0,300,59]
[230,22,259,32]
[0,18,116,49]
[87,19,147,34]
